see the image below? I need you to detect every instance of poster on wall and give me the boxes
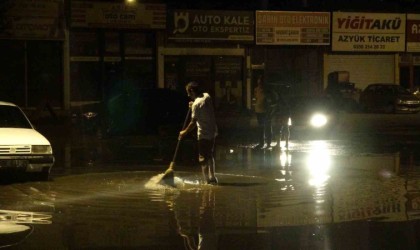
[0,0,64,40]
[167,10,254,43]
[256,11,330,45]
[71,1,165,29]
[214,57,242,109]
[407,14,420,52]
[332,12,406,52]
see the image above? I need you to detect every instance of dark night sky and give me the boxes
[89,0,420,12]
[162,0,420,12]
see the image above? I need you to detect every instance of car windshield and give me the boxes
[289,96,334,113]
[395,86,411,94]
[0,105,32,128]
[373,85,411,95]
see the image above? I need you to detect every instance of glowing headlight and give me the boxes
[32,145,52,154]
[310,113,328,128]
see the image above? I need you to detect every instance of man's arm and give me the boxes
[179,118,197,140]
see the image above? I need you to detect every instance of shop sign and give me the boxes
[0,0,64,40]
[256,11,330,45]
[332,12,405,52]
[167,10,254,43]
[71,1,165,29]
[407,14,420,52]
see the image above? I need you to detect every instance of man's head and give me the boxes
[186,81,203,100]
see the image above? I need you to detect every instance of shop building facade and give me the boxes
[1,1,420,116]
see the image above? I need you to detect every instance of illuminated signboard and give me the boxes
[167,10,254,43]
[256,11,330,45]
[332,12,405,52]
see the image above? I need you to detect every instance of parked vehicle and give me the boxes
[359,83,420,113]
[0,101,54,180]
[71,88,190,137]
[288,96,338,129]
[325,71,361,112]
[273,96,339,140]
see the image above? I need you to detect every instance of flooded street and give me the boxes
[1,134,420,249]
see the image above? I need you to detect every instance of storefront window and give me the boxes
[27,41,63,107]
[214,56,243,110]
[70,31,101,102]
[123,60,154,89]
[164,55,244,111]
[123,32,155,89]
[0,40,62,108]
[0,41,25,106]
[70,62,102,102]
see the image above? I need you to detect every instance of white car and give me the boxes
[0,101,54,180]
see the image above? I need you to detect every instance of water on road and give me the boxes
[1,139,420,249]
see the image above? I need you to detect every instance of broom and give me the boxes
[159,108,191,185]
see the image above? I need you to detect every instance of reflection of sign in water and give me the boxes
[0,209,52,224]
[258,152,408,227]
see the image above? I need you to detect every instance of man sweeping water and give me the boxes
[178,81,218,185]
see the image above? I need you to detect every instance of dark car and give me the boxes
[325,81,361,112]
[71,88,190,137]
[289,96,338,128]
[359,83,420,113]
[273,96,339,140]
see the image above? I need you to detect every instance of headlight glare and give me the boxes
[32,145,52,154]
[310,113,328,128]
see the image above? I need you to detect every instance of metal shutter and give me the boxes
[323,54,396,91]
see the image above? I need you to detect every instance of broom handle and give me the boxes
[171,108,191,163]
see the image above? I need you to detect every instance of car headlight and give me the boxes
[310,113,328,128]
[32,145,52,154]
[396,99,403,104]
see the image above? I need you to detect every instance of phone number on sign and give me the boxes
[353,44,385,50]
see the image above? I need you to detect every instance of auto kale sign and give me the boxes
[332,12,405,52]
[167,10,254,43]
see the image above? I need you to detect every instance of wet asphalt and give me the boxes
[1,112,420,249]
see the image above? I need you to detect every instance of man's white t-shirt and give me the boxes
[191,93,218,140]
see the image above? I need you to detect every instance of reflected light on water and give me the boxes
[279,151,292,168]
[306,141,332,187]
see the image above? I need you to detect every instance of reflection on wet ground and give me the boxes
[1,139,420,249]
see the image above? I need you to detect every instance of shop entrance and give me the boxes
[164,55,244,112]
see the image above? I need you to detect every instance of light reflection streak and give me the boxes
[279,150,292,168]
[306,141,331,188]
